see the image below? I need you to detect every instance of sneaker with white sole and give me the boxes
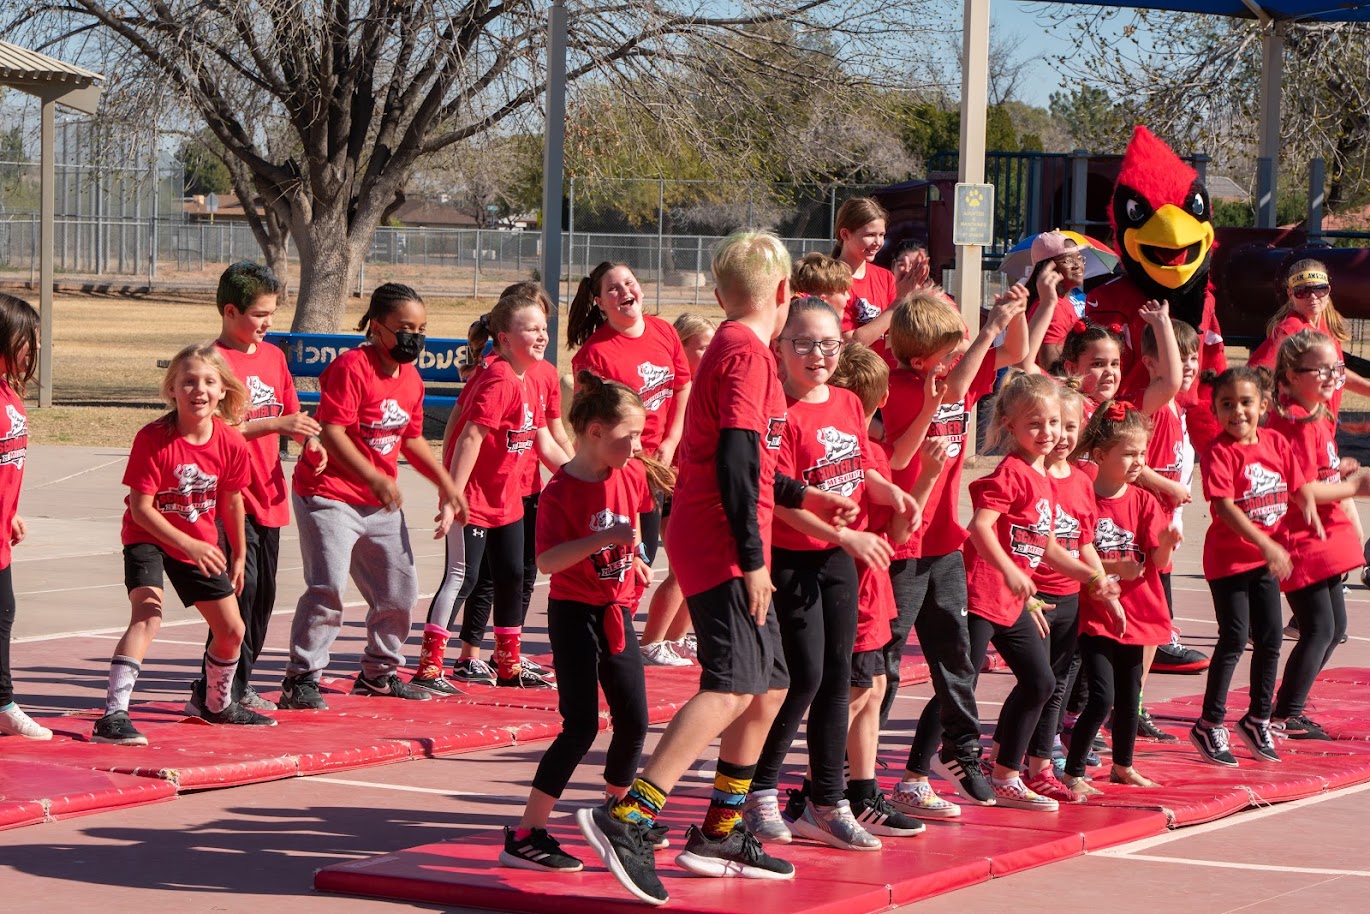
[520,656,555,678]
[499,826,584,872]
[576,803,668,904]
[931,751,996,805]
[1189,721,1239,767]
[352,672,433,700]
[278,675,329,710]
[1236,714,1280,762]
[1272,713,1329,741]
[673,635,699,660]
[1137,706,1179,742]
[675,823,796,879]
[1025,770,1085,805]
[640,640,691,667]
[847,787,926,836]
[240,687,277,711]
[496,667,557,689]
[202,701,277,726]
[451,657,497,685]
[91,709,148,746]
[0,703,52,740]
[990,776,1058,812]
[741,789,792,844]
[408,672,464,697]
[788,799,882,851]
[889,779,962,819]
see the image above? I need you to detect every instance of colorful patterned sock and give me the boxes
[203,650,239,714]
[493,626,522,681]
[702,759,755,839]
[417,624,450,679]
[611,777,667,825]
[105,655,141,715]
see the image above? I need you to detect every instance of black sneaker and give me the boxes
[91,710,148,746]
[202,701,277,727]
[1189,721,1239,767]
[931,750,996,805]
[1283,616,1300,640]
[647,823,670,851]
[496,667,557,689]
[520,656,554,678]
[1138,707,1180,743]
[1152,630,1210,673]
[408,672,464,697]
[1274,713,1330,741]
[1236,715,1280,762]
[451,657,497,685]
[576,802,668,905]
[847,787,926,837]
[183,679,207,717]
[352,672,432,700]
[674,823,795,880]
[781,784,808,823]
[499,826,583,872]
[279,675,329,710]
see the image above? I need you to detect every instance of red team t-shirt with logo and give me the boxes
[571,316,691,455]
[293,344,425,509]
[965,451,1057,627]
[665,321,787,598]
[854,446,898,653]
[773,387,870,553]
[881,357,998,559]
[1267,405,1363,591]
[216,340,300,528]
[447,358,540,528]
[0,380,28,569]
[841,263,899,364]
[522,358,562,497]
[1201,428,1305,580]
[1080,485,1170,645]
[1249,315,1346,418]
[1034,466,1097,597]
[537,459,654,606]
[122,418,251,565]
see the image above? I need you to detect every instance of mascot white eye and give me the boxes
[1191,192,1205,216]
[1125,198,1145,223]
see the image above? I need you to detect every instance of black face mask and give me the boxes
[386,329,426,364]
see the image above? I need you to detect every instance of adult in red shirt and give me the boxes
[834,197,900,364]
[1022,232,1090,372]
[283,284,463,712]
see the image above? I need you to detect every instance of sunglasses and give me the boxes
[1292,285,1331,299]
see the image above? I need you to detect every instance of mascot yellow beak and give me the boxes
[1122,204,1214,291]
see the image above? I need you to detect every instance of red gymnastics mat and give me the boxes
[0,761,177,831]
[1145,666,1370,742]
[314,797,1163,912]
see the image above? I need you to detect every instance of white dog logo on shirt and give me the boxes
[637,362,673,412]
[0,404,27,468]
[1239,461,1288,528]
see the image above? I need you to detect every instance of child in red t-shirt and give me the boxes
[962,372,1119,811]
[94,343,267,746]
[501,372,663,873]
[833,198,899,362]
[1064,401,1178,794]
[1268,330,1370,739]
[186,262,325,717]
[283,284,464,710]
[1058,321,1125,423]
[0,294,47,741]
[1193,366,1314,766]
[882,287,1030,810]
[580,232,859,905]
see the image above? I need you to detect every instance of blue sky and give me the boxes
[991,1,1127,107]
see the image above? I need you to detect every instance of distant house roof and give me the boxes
[391,199,480,228]
[183,193,263,221]
[1206,175,1250,203]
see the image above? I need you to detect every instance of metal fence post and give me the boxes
[473,228,481,298]
[1308,157,1325,244]
[657,178,665,312]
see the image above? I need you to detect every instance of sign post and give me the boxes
[952,183,995,247]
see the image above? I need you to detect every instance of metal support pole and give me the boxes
[1069,148,1089,236]
[955,0,990,455]
[38,99,55,408]
[657,178,665,313]
[1308,157,1325,243]
[1255,20,1284,228]
[539,0,568,366]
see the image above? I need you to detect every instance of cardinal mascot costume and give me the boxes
[1085,125,1227,452]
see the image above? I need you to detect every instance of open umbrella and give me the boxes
[999,230,1120,284]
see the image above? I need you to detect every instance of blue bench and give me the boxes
[264,331,471,410]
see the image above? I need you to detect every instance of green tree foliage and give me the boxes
[177,135,232,196]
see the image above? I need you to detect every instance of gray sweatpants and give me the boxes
[286,493,419,681]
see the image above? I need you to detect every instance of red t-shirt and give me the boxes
[1249,314,1346,418]
[447,359,540,528]
[841,263,899,364]
[1201,428,1305,580]
[965,451,1056,627]
[216,340,301,528]
[523,358,562,497]
[293,345,425,508]
[537,459,654,605]
[1267,405,1363,591]
[1029,295,1079,348]
[0,381,27,569]
[122,418,251,565]
[855,446,898,653]
[882,356,998,559]
[571,316,691,455]
[1123,387,1186,574]
[1034,466,1097,597]
[1079,485,1170,645]
[664,321,787,598]
[774,387,870,553]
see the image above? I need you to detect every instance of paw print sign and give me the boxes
[953,182,996,246]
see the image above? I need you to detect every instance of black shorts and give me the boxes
[851,649,886,689]
[687,576,789,695]
[123,542,234,606]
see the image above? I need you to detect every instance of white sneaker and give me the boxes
[789,799,882,851]
[672,636,699,661]
[0,703,53,740]
[641,641,691,667]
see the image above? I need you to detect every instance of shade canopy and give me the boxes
[1051,1,1370,20]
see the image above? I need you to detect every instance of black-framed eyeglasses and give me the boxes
[782,337,844,356]
[1292,285,1331,299]
[1294,365,1344,381]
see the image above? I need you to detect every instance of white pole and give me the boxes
[39,98,55,409]
[540,0,568,366]
[956,0,990,455]
[1256,21,1284,228]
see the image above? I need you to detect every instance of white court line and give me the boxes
[1173,614,1370,644]
[31,457,127,489]
[84,635,210,647]
[1108,855,1369,877]
[307,776,507,799]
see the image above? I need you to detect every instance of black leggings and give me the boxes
[465,494,539,629]
[1203,567,1283,723]
[532,598,648,797]
[0,565,15,706]
[1066,633,1144,776]
[639,500,662,567]
[1028,592,1079,760]
[753,546,858,805]
[964,609,1056,772]
[431,519,524,644]
[1274,575,1347,719]
[203,517,280,700]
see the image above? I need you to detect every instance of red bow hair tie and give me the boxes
[1105,400,1133,421]
[1107,322,1124,335]
[1072,319,1089,335]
